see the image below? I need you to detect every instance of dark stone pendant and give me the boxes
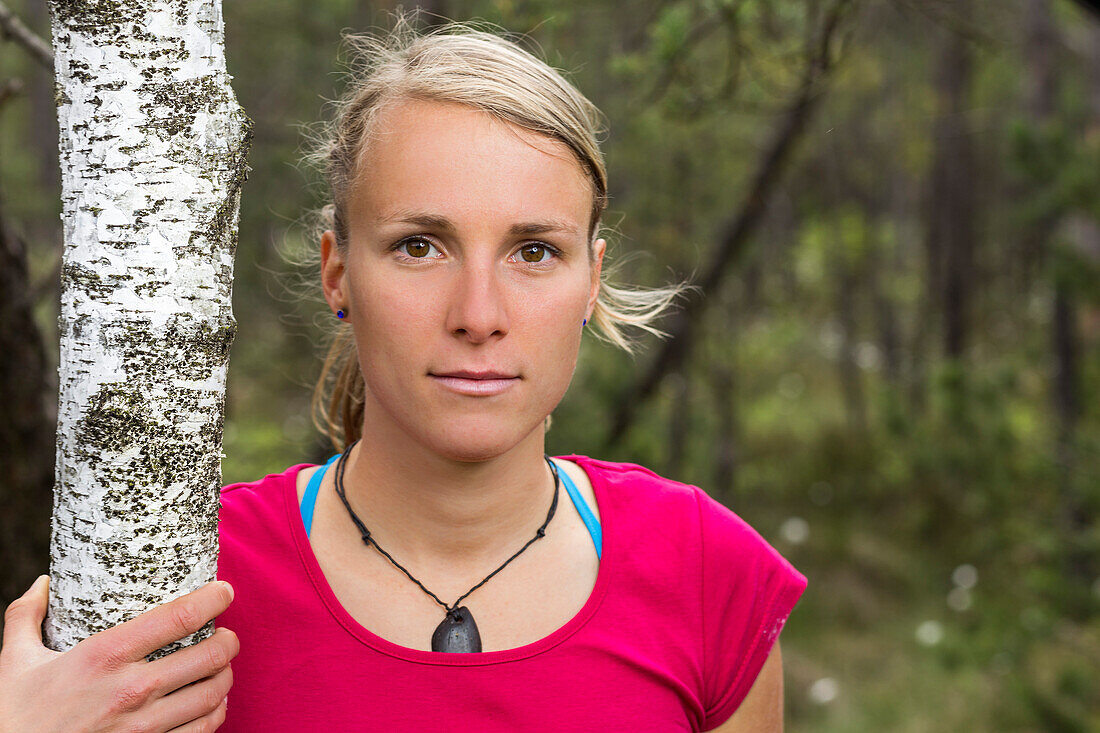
[431,606,482,653]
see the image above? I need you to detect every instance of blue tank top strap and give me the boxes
[553,461,602,560]
[301,453,340,538]
[299,455,602,560]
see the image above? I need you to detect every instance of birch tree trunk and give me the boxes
[45,0,249,654]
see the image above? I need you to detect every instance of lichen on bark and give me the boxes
[45,0,249,657]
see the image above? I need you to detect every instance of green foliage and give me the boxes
[649,3,693,64]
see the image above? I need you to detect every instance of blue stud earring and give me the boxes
[582,318,587,327]
[336,309,346,319]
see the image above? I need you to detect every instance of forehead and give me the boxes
[348,98,592,229]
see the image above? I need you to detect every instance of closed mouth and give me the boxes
[431,371,519,380]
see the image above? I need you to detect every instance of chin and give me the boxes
[425,438,512,464]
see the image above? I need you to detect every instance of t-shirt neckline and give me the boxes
[283,453,612,666]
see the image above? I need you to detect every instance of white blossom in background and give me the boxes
[45,0,250,655]
[915,620,944,646]
[779,516,809,545]
[946,587,972,612]
[951,563,978,589]
[947,563,977,612]
[808,677,839,705]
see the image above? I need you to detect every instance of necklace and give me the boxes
[332,441,561,653]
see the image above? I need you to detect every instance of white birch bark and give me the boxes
[45,0,250,655]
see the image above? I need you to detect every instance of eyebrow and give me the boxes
[377,211,580,237]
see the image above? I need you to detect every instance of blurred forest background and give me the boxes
[2,0,1099,729]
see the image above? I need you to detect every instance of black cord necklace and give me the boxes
[332,440,561,653]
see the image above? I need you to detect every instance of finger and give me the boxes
[144,627,239,699]
[80,581,234,667]
[168,694,228,733]
[148,664,233,732]
[2,575,49,657]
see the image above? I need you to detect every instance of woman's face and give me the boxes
[321,98,605,462]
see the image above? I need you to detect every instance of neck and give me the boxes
[338,424,555,572]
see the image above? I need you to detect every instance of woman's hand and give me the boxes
[0,575,238,733]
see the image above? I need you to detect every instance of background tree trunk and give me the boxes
[0,0,56,632]
[44,0,249,654]
[1026,0,1088,575]
[926,1,977,361]
[709,288,740,501]
[0,194,53,609]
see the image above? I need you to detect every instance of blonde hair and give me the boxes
[308,16,686,449]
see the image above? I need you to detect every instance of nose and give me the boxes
[444,257,510,344]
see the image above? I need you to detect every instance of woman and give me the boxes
[0,21,806,732]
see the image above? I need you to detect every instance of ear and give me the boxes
[321,230,349,317]
[585,237,606,321]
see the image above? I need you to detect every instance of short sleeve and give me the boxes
[695,489,807,730]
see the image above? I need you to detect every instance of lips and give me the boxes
[432,370,519,380]
[429,370,520,396]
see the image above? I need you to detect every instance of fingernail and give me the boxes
[220,580,234,602]
[33,574,48,591]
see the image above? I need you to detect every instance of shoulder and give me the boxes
[572,456,806,729]
[566,455,778,550]
[219,463,314,532]
[566,454,703,515]
[217,463,319,593]
[569,454,806,619]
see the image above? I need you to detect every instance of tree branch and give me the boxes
[605,0,858,448]
[0,0,53,70]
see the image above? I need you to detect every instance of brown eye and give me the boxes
[399,238,436,258]
[520,244,549,263]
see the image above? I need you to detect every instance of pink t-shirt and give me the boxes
[216,455,807,731]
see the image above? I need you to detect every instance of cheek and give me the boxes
[513,286,586,385]
[351,272,439,344]
[348,276,442,402]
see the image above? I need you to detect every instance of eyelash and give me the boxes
[390,236,562,266]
